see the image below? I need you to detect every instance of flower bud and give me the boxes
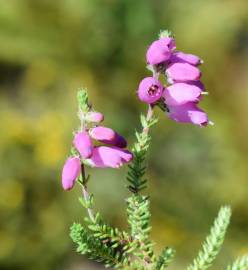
[85,111,104,123]
[62,157,81,190]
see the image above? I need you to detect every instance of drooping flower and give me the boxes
[73,131,93,159]
[163,83,202,106]
[166,62,201,82]
[137,77,163,104]
[146,37,176,65]
[89,126,127,148]
[89,126,115,141]
[61,157,81,190]
[167,102,208,127]
[138,32,210,126]
[170,51,202,66]
[87,146,133,168]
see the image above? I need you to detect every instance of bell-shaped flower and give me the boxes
[146,37,175,65]
[89,126,127,148]
[137,77,163,104]
[167,102,208,126]
[170,51,202,66]
[73,131,93,159]
[61,157,81,190]
[163,83,202,106]
[87,146,133,168]
[166,62,201,82]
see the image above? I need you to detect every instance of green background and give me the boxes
[0,0,248,269]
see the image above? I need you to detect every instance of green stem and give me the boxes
[81,163,95,222]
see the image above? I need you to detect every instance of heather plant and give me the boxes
[61,30,248,269]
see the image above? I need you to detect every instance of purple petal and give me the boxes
[137,77,163,104]
[166,62,201,82]
[170,51,202,66]
[87,146,133,168]
[89,126,116,141]
[90,126,127,148]
[186,80,205,91]
[163,83,202,106]
[146,37,175,65]
[167,102,208,126]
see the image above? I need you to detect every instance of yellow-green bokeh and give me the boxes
[0,1,248,269]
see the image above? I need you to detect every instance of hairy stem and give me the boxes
[144,104,154,134]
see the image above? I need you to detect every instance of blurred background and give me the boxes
[0,0,248,269]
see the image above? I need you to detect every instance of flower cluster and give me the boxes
[138,31,209,126]
[62,94,133,191]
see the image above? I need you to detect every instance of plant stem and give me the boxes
[81,163,95,222]
[144,104,154,134]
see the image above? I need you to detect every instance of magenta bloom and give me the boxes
[73,131,93,159]
[163,83,202,106]
[112,134,127,148]
[167,102,208,126]
[138,77,163,104]
[62,157,81,190]
[88,146,133,168]
[166,62,201,82]
[146,37,175,65]
[90,126,115,141]
[85,111,104,123]
[89,126,127,148]
[170,51,202,66]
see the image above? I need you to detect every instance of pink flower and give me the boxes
[166,62,201,82]
[73,131,93,159]
[163,83,202,106]
[61,157,81,190]
[146,37,175,65]
[170,51,202,66]
[85,111,104,123]
[167,102,208,126]
[137,77,163,104]
[87,146,133,168]
[89,126,127,148]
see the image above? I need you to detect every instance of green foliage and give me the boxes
[226,255,248,270]
[127,112,158,193]
[70,223,128,268]
[1,1,248,269]
[156,247,176,270]
[126,195,154,262]
[187,206,232,270]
